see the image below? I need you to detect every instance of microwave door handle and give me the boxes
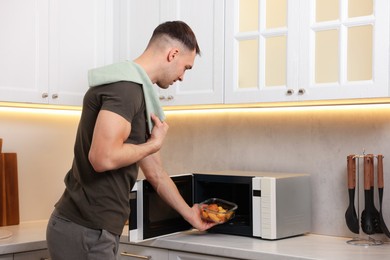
[120,252,151,259]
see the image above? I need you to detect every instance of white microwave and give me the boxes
[129,170,311,241]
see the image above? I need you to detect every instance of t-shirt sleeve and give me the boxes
[100,81,144,123]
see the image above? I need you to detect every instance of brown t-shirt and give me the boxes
[55,81,147,235]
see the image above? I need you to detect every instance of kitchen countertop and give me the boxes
[122,230,390,260]
[0,221,47,255]
[1,221,390,259]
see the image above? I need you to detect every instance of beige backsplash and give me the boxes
[1,104,390,239]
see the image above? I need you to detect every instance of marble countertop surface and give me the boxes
[121,229,390,260]
[0,221,48,255]
[2,221,390,259]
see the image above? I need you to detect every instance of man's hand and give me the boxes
[147,113,169,153]
[186,204,218,231]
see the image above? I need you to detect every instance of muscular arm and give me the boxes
[89,110,215,230]
[88,110,164,172]
[139,152,216,232]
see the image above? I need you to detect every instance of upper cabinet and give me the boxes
[225,0,390,104]
[0,0,112,106]
[0,0,49,104]
[48,0,112,105]
[1,0,389,107]
[117,0,225,106]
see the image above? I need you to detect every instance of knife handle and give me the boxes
[347,155,356,189]
[364,155,371,190]
[378,154,384,189]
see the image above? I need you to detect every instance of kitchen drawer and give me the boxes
[13,249,50,260]
[169,250,238,260]
[0,254,13,260]
[119,243,168,260]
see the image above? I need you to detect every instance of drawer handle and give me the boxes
[120,252,151,259]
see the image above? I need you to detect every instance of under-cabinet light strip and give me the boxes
[164,103,390,115]
[0,106,82,116]
[2,101,390,116]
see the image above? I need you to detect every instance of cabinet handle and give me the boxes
[52,94,59,99]
[298,88,306,95]
[120,252,151,259]
[286,89,294,95]
[159,95,174,101]
[42,93,49,98]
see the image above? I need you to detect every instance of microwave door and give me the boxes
[129,174,194,242]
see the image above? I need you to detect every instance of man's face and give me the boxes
[157,49,197,89]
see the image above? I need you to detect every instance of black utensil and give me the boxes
[377,154,390,238]
[369,154,382,234]
[345,155,359,234]
[361,155,379,235]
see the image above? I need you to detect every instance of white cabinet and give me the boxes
[225,0,390,104]
[13,249,50,260]
[117,0,224,107]
[47,0,112,106]
[118,243,169,260]
[0,0,49,104]
[0,0,112,106]
[169,250,237,260]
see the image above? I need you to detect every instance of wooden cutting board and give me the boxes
[0,139,19,226]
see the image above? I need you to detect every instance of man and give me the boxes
[46,21,215,260]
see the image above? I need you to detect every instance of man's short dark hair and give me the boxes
[150,21,201,55]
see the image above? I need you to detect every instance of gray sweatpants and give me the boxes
[46,209,120,260]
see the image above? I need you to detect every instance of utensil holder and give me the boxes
[346,153,383,246]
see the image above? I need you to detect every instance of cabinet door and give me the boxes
[298,0,389,101]
[48,0,111,106]
[0,0,49,104]
[118,243,169,260]
[13,249,50,260]
[118,0,224,107]
[169,250,237,260]
[157,0,224,106]
[116,0,161,61]
[0,255,13,260]
[225,0,299,104]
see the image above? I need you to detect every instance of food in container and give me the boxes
[199,198,237,224]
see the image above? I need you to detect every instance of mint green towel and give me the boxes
[88,61,165,134]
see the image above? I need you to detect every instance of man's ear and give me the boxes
[167,48,179,62]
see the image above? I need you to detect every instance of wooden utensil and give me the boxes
[0,138,19,226]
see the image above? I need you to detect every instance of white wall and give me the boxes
[1,104,390,240]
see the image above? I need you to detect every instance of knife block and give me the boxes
[346,154,383,246]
